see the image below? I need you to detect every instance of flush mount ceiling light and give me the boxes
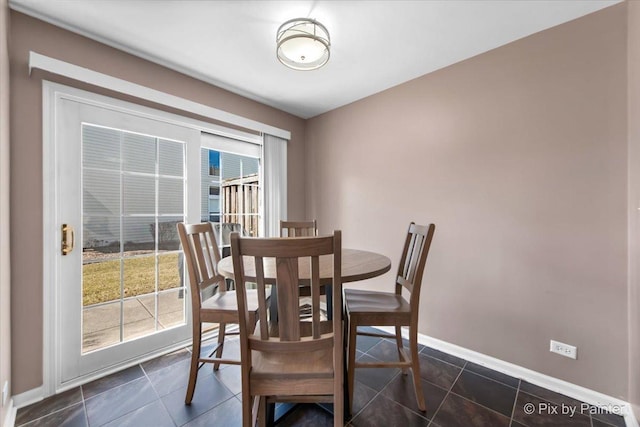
[276,18,330,71]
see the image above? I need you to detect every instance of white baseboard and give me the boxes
[377,327,639,427]
[11,386,43,410]
[2,398,15,427]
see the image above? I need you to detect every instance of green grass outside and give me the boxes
[83,253,181,306]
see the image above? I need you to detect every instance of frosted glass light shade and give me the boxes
[276,18,330,71]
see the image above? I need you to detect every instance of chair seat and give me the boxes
[202,288,264,313]
[200,289,265,325]
[251,347,334,379]
[344,288,410,314]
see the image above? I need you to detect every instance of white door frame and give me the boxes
[42,81,263,395]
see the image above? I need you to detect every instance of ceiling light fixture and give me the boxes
[276,18,330,71]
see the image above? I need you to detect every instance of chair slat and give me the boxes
[275,256,301,341]
[311,256,321,339]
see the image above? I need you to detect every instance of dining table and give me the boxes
[217,247,391,284]
[217,248,391,318]
[216,246,392,422]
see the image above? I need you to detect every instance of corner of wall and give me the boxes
[0,0,11,423]
[629,0,640,420]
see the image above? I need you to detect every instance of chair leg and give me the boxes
[185,320,201,405]
[257,396,266,427]
[395,325,409,375]
[409,327,426,412]
[347,317,357,415]
[334,383,344,427]
[213,322,226,371]
[243,394,255,427]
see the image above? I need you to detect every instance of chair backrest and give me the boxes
[177,222,226,310]
[280,220,318,237]
[231,230,342,359]
[396,222,436,313]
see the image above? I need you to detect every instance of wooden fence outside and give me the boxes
[222,173,260,237]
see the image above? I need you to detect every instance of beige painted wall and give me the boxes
[0,0,11,422]
[628,0,640,420]
[307,4,629,398]
[8,11,306,394]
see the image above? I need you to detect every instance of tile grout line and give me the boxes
[100,362,178,427]
[427,359,468,426]
[86,365,162,427]
[461,363,521,390]
[349,370,402,421]
[80,385,90,427]
[508,378,522,427]
[140,361,178,427]
[439,365,521,421]
[418,349,467,372]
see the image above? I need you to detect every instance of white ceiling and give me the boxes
[10,0,620,119]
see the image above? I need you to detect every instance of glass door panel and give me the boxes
[82,125,186,354]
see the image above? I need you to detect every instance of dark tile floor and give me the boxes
[15,329,628,427]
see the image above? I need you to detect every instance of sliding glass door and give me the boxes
[47,84,263,390]
[55,97,198,386]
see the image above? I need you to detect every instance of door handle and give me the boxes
[61,224,75,255]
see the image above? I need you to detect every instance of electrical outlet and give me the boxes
[550,340,577,359]
[2,380,7,406]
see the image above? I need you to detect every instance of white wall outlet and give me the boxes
[550,340,577,359]
[2,380,7,406]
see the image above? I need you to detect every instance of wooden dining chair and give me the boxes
[279,219,318,237]
[343,222,435,414]
[177,222,262,405]
[230,230,343,427]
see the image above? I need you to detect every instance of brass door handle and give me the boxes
[61,224,75,255]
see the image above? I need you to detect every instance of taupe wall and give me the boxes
[0,0,11,422]
[8,11,306,394]
[307,4,629,398]
[628,0,640,420]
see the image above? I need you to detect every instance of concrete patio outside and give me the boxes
[82,291,187,353]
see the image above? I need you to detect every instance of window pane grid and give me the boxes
[82,124,186,354]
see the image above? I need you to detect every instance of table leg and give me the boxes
[343,304,350,421]
[266,402,275,427]
[269,284,278,322]
[326,285,333,320]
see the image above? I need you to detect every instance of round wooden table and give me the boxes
[217,248,392,284]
